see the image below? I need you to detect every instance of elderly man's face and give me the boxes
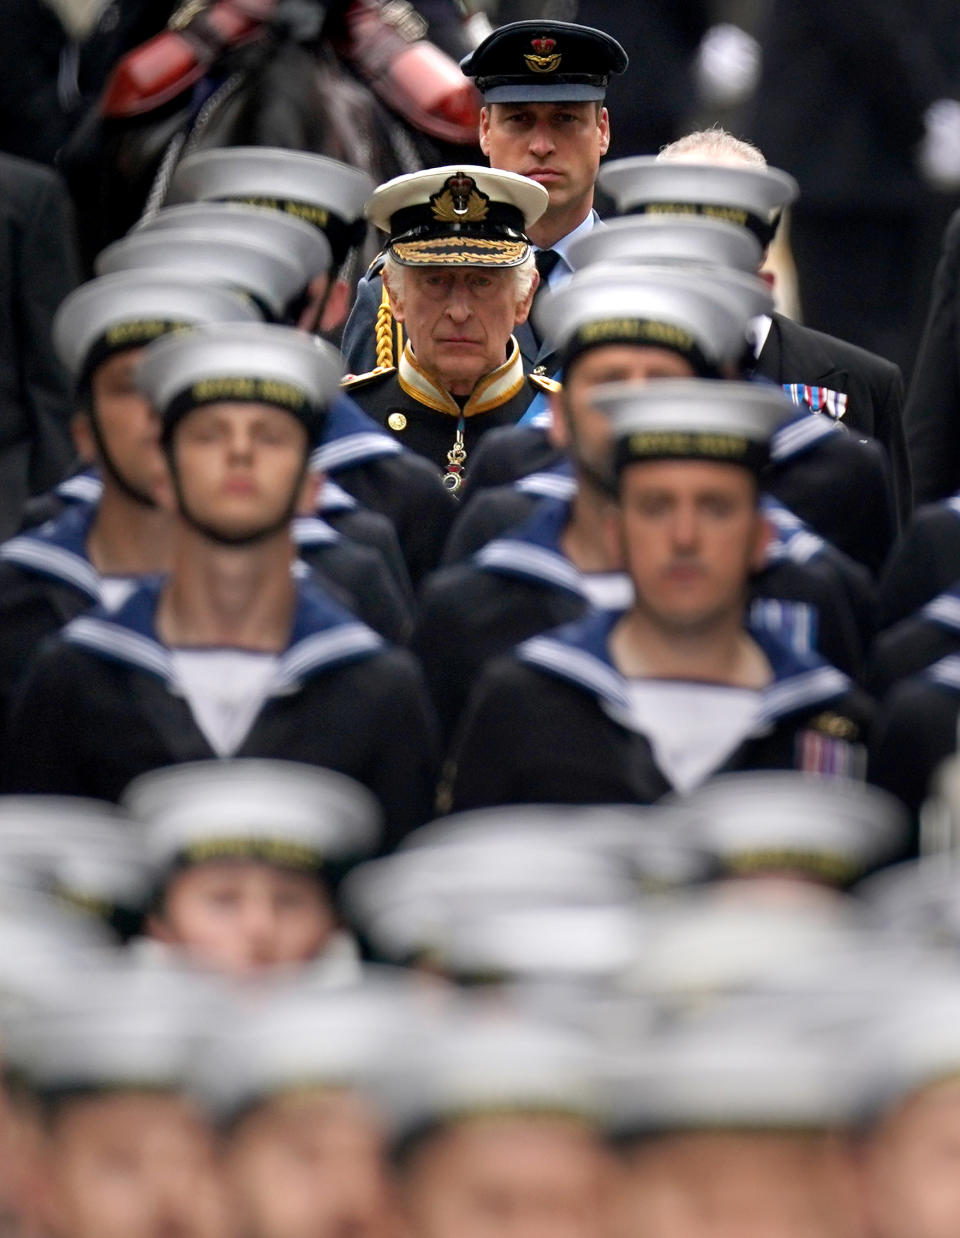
[386,266,535,396]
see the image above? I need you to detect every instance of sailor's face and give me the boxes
[617,459,767,633]
[399,1115,610,1238]
[168,402,313,542]
[859,1079,960,1238]
[387,265,534,397]
[81,349,167,502]
[37,1091,227,1238]
[224,1090,391,1238]
[149,860,336,976]
[555,345,696,482]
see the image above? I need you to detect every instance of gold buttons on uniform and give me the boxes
[388,412,407,431]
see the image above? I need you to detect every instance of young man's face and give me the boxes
[859,1079,960,1238]
[76,349,167,504]
[616,459,767,634]
[386,266,534,397]
[149,860,336,976]
[399,1115,610,1238]
[480,102,609,226]
[164,402,315,543]
[224,1090,391,1238]
[553,345,697,481]
[37,1091,227,1238]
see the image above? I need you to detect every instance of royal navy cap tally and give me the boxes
[460,20,628,103]
[568,215,763,275]
[597,378,794,476]
[165,146,374,263]
[123,759,380,880]
[137,322,344,446]
[535,265,771,374]
[53,271,261,383]
[367,165,547,267]
[135,203,333,281]
[598,157,799,247]
[676,773,909,888]
[95,230,306,320]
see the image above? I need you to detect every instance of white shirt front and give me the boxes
[171,649,279,757]
[536,210,600,291]
[623,679,763,793]
[98,575,139,613]
[579,571,634,611]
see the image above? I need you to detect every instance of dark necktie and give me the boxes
[530,249,561,350]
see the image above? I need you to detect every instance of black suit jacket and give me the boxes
[0,154,79,526]
[905,208,960,504]
[755,313,910,525]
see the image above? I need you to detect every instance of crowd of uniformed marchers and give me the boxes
[7,13,960,1238]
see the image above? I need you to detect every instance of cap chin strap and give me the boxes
[90,414,158,510]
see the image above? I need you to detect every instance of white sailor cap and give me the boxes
[595,377,794,477]
[366,165,548,267]
[675,773,909,887]
[15,959,226,1096]
[857,854,960,946]
[123,759,380,883]
[568,214,763,274]
[0,796,152,933]
[597,157,798,247]
[135,202,332,281]
[343,834,634,963]
[95,229,305,320]
[387,1003,603,1136]
[136,322,344,447]
[194,976,429,1121]
[535,264,772,373]
[604,1001,865,1135]
[53,271,261,383]
[165,146,374,264]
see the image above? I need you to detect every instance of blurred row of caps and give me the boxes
[53,141,793,393]
[5,759,960,1127]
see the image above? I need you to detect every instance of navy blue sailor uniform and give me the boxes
[2,577,439,846]
[419,487,875,750]
[441,608,874,814]
[877,493,960,629]
[313,393,457,587]
[869,586,960,699]
[869,654,960,831]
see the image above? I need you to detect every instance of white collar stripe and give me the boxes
[311,433,403,472]
[476,540,585,593]
[516,473,578,500]
[0,539,101,597]
[925,595,960,629]
[65,616,172,678]
[277,623,383,683]
[519,635,629,710]
[771,416,836,461]
[930,654,960,689]
[758,665,850,721]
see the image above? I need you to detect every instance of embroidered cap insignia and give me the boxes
[430,173,490,223]
[525,36,561,73]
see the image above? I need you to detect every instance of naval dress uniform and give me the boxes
[443,607,874,813]
[419,488,875,749]
[343,338,558,489]
[869,586,960,698]
[2,576,437,846]
[877,494,960,628]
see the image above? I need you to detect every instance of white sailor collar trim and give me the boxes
[64,579,384,690]
[927,653,960,692]
[771,410,839,462]
[0,505,101,600]
[515,467,577,501]
[310,394,404,473]
[398,337,525,418]
[516,611,851,730]
[923,590,960,633]
[474,496,588,599]
[760,496,826,566]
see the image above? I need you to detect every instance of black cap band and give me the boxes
[630,202,780,249]
[216,195,366,266]
[614,430,771,477]
[562,317,719,378]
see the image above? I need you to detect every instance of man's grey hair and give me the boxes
[382,250,537,305]
[658,126,767,168]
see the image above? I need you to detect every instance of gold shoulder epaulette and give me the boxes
[529,373,562,394]
[341,365,396,389]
